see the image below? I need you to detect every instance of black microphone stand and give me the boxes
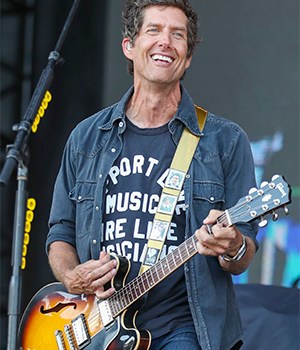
[0,1,81,349]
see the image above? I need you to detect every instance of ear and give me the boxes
[184,56,193,70]
[122,38,133,59]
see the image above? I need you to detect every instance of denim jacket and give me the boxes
[47,86,258,350]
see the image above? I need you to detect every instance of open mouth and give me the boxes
[151,54,174,63]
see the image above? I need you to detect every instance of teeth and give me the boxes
[152,54,173,63]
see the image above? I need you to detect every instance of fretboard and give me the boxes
[107,234,199,317]
[106,211,229,318]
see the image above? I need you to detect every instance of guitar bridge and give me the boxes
[98,300,114,327]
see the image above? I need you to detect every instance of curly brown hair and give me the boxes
[122,0,199,75]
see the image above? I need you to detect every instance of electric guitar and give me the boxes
[18,175,291,350]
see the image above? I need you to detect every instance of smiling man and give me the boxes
[46,1,258,349]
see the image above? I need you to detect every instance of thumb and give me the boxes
[203,209,222,225]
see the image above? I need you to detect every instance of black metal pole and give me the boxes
[7,161,28,350]
[2,1,82,349]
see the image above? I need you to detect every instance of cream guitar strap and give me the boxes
[139,105,207,274]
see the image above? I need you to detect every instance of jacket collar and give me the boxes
[101,85,203,136]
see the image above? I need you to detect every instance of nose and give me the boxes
[158,30,172,48]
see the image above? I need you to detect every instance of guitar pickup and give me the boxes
[71,314,91,349]
[54,330,66,350]
[98,300,114,327]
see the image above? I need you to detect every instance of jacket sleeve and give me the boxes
[46,133,77,254]
[222,125,259,249]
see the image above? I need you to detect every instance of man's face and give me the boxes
[123,6,192,87]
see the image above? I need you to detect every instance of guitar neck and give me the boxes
[105,171,292,318]
[108,234,199,317]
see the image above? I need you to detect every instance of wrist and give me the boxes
[221,235,247,262]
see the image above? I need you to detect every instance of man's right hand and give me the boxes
[48,242,117,299]
[65,251,117,298]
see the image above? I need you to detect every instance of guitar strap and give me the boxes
[139,105,207,274]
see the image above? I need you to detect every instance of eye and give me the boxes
[147,28,160,34]
[172,31,185,39]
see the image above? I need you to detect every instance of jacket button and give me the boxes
[95,206,99,211]
[92,239,97,245]
[210,196,215,201]
[119,121,124,127]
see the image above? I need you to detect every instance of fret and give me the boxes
[118,289,126,309]
[139,275,147,294]
[145,270,154,288]
[187,236,197,257]
[183,241,190,260]
[144,271,149,289]
[121,289,128,307]
[131,280,138,300]
[174,251,181,266]
[160,258,168,278]
[170,250,178,269]
[153,263,160,283]
[149,268,156,287]
[111,295,122,316]
[177,247,184,263]
[135,276,143,296]
[126,287,134,304]
[154,260,163,281]
[109,298,117,316]
[126,280,138,304]
[160,257,170,276]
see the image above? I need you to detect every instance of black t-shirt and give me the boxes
[101,118,193,338]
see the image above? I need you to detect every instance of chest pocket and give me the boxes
[193,181,225,214]
[69,181,97,237]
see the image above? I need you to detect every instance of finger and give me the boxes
[99,250,111,263]
[92,265,117,291]
[196,225,216,241]
[92,257,117,280]
[195,226,229,255]
[196,240,218,257]
[94,286,116,299]
[203,209,222,225]
[195,227,218,254]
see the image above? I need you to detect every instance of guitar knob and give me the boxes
[258,217,268,227]
[284,205,289,215]
[249,187,257,194]
[271,174,280,181]
[272,211,279,221]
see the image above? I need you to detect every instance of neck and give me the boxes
[126,82,181,128]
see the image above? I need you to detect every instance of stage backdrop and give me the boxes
[0,0,299,348]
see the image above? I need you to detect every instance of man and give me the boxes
[46,1,258,349]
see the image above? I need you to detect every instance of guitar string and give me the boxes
[107,235,197,316]
[217,184,278,225]
[80,182,281,329]
[105,186,272,315]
